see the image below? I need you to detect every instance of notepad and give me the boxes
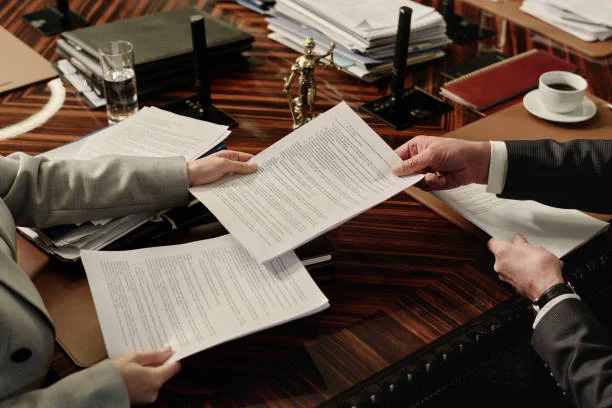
[440,49,577,112]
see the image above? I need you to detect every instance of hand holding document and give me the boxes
[82,234,329,362]
[20,107,230,260]
[433,184,608,258]
[190,102,423,263]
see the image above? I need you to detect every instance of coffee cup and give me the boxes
[538,71,587,114]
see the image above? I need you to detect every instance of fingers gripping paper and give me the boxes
[190,102,423,263]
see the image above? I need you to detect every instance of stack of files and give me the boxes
[19,107,231,261]
[56,7,254,100]
[520,0,612,42]
[268,0,450,82]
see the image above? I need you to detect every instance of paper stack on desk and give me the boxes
[520,0,612,42]
[19,107,230,261]
[267,0,450,82]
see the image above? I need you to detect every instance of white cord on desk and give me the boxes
[0,78,66,140]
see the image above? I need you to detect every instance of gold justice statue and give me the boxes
[283,37,339,129]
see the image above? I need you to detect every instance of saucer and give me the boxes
[522,89,597,123]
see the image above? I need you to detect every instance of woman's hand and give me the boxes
[110,346,181,405]
[187,150,257,187]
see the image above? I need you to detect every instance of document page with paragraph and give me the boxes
[81,234,329,362]
[433,184,608,258]
[190,101,423,263]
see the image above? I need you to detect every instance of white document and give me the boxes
[75,107,229,161]
[295,0,435,31]
[520,1,612,42]
[82,234,329,362]
[190,102,423,263]
[433,184,609,258]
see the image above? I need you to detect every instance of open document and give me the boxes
[433,184,609,258]
[82,234,329,362]
[190,102,423,263]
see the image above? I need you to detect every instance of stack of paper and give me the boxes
[82,234,330,361]
[520,0,612,42]
[19,107,230,260]
[267,0,450,82]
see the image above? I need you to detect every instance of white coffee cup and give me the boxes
[538,71,587,113]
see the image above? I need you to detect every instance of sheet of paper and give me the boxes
[190,102,423,263]
[75,107,229,161]
[433,184,609,258]
[82,234,329,362]
[294,0,434,31]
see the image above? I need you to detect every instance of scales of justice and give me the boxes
[283,37,339,129]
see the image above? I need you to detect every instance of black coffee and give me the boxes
[547,82,577,91]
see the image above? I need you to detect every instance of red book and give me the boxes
[440,49,577,112]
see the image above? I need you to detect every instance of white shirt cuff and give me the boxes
[486,141,508,194]
[533,294,581,329]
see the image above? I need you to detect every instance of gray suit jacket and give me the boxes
[502,139,612,408]
[0,153,189,407]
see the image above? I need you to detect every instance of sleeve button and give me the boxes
[11,348,32,363]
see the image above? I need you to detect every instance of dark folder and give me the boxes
[61,7,254,66]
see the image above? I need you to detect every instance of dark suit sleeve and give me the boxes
[532,299,612,408]
[500,140,612,214]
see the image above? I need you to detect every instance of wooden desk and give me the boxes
[455,0,612,101]
[458,0,612,59]
[0,1,609,407]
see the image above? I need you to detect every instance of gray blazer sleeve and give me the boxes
[500,139,612,214]
[0,360,129,408]
[0,153,190,228]
[532,299,612,408]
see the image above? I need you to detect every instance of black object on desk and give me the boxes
[163,15,238,128]
[360,7,452,130]
[22,0,87,36]
[440,0,495,45]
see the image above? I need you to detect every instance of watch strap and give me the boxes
[532,282,575,312]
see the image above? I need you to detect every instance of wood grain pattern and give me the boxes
[1,1,610,407]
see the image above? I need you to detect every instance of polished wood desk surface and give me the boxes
[458,0,612,59]
[0,1,610,407]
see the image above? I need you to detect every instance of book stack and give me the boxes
[266,0,450,82]
[55,7,254,106]
[520,0,612,42]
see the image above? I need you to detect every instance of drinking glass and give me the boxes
[99,40,138,124]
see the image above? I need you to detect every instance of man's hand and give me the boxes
[488,233,564,301]
[392,136,491,191]
[111,346,181,405]
[187,150,257,187]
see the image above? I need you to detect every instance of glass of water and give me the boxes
[99,40,138,124]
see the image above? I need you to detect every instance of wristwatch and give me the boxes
[531,282,576,313]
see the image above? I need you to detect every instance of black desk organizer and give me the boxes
[22,0,87,36]
[321,227,612,408]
